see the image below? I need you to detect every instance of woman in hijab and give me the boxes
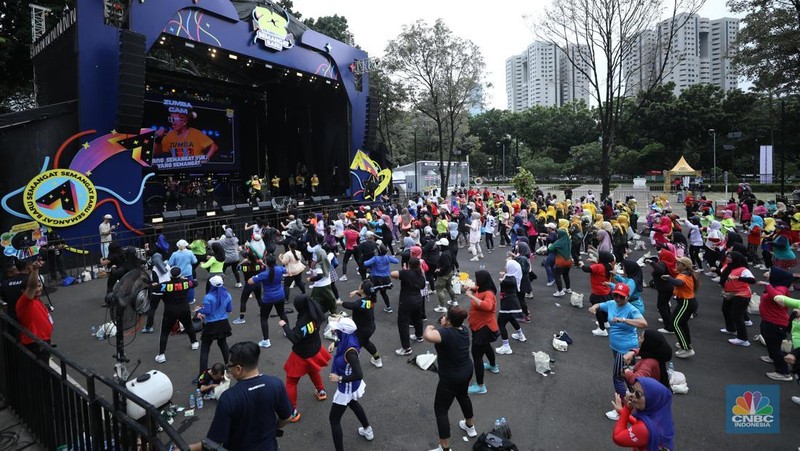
[652,216,673,246]
[143,253,171,334]
[512,241,533,322]
[248,233,266,259]
[327,317,374,450]
[279,294,331,422]
[595,227,613,255]
[758,268,795,381]
[496,260,525,355]
[615,260,645,315]
[464,270,499,395]
[580,251,615,336]
[772,235,797,271]
[623,330,673,389]
[704,220,726,277]
[156,234,170,256]
[219,227,242,287]
[648,247,678,333]
[194,275,232,376]
[747,215,765,267]
[720,251,756,346]
[611,377,675,451]
[549,229,573,297]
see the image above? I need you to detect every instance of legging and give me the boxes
[433,379,474,440]
[397,304,423,350]
[656,289,674,332]
[747,243,762,264]
[199,334,230,376]
[356,328,378,358]
[689,245,703,269]
[517,292,530,317]
[543,254,555,283]
[704,248,721,270]
[485,233,494,250]
[497,313,521,340]
[471,342,496,386]
[286,366,325,409]
[259,302,289,340]
[571,241,581,263]
[284,273,306,299]
[722,296,750,341]
[590,294,610,330]
[554,265,571,291]
[239,283,262,314]
[499,223,509,245]
[145,294,162,329]
[371,276,392,309]
[330,400,370,451]
[341,249,355,275]
[159,302,196,354]
[761,320,790,374]
[672,297,697,350]
[611,350,627,397]
[222,262,241,283]
[762,249,773,269]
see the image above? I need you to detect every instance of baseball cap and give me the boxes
[611,283,630,298]
[328,317,357,334]
[209,275,224,287]
[545,222,557,229]
[103,214,112,219]
[436,237,449,247]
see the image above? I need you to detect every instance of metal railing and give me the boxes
[0,311,188,450]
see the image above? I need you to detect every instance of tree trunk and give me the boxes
[601,133,613,199]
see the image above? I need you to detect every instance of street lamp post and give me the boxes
[496,141,506,179]
[709,129,716,183]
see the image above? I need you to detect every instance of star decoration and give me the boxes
[111,129,117,134]
[82,142,90,149]
[86,171,92,176]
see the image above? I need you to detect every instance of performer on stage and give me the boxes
[271,174,281,197]
[247,175,264,205]
[295,173,306,196]
[288,174,296,197]
[163,176,182,211]
[203,176,216,210]
[310,174,320,195]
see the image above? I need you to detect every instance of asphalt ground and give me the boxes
[38,240,800,450]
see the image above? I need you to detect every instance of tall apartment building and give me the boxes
[505,41,591,112]
[623,13,739,97]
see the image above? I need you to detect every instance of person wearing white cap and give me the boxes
[327,317,374,449]
[195,275,233,376]
[99,214,117,258]
[168,239,198,303]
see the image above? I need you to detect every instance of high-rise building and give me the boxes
[623,13,739,97]
[505,41,592,112]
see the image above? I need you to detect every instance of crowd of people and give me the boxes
[7,183,800,450]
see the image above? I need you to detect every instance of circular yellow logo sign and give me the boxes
[23,169,97,227]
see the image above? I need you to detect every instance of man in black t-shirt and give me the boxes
[189,341,293,451]
[0,261,31,324]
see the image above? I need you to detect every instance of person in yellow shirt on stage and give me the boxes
[310,174,320,194]
[295,173,306,195]
[155,111,218,162]
[271,175,281,196]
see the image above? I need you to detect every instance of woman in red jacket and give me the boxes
[757,268,795,381]
[622,330,673,390]
[720,251,756,347]
[579,251,615,336]
[464,270,499,395]
[611,377,674,451]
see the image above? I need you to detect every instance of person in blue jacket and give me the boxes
[248,255,289,349]
[364,244,399,313]
[195,275,232,376]
[169,239,198,303]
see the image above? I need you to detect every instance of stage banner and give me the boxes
[759,145,773,184]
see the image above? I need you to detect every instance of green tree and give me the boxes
[385,19,485,191]
[303,14,354,45]
[512,167,537,200]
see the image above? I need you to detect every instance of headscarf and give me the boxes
[156,234,170,255]
[448,222,459,240]
[550,229,571,260]
[211,241,225,262]
[727,251,748,269]
[122,247,139,272]
[769,267,794,288]
[658,248,677,276]
[410,246,428,273]
[597,229,613,253]
[634,377,675,451]
[638,330,672,388]
[294,294,323,325]
[764,217,776,233]
[622,259,643,294]
[516,241,531,258]
[331,317,361,385]
[505,259,523,291]
[403,236,415,250]
[749,215,764,231]
[558,218,569,231]
[151,252,167,275]
[474,270,497,293]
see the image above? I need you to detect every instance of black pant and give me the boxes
[722,296,750,341]
[342,249,355,275]
[672,297,697,350]
[434,379,474,440]
[498,313,520,340]
[260,302,288,340]
[704,248,721,270]
[517,292,529,317]
[471,342,495,386]
[761,320,789,374]
[689,245,703,269]
[145,294,162,329]
[330,399,370,451]
[199,334,229,376]
[499,224,509,246]
[356,327,378,357]
[222,262,241,283]
[554,266,571,291]
[485,233,494,250]
[656,289,674,332]
[590,294,610,329]
[159,302,196,354]
[239,283,262,314]
[397,303,423,350]
[283,273,306,300]
[571,241,581,263]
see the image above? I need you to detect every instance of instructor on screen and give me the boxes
[154,107,218,163]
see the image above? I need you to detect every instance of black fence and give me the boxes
[0,311,188,450]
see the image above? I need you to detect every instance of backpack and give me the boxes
[473,433,518,451]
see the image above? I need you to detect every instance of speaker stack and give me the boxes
[115,30,147,134]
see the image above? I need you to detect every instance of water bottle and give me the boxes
[667,361,675,377]
[500,417,507,427]
[89,326,97,337]
[196,389,204,409]
[494,418,501,429]
[188,393,196,409]
[480,264,485,271]
[96,327,105,341]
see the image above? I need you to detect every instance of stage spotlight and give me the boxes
[184,42,195,48]
[326,80,332,84]
[228,54,238,60]
[206,211,216,217]
[296,72,303,77]
[151,217,164,224]
[265,63,272,69]
[298,201,305,206]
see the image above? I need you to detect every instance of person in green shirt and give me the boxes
[190,235,207,280]
[774,295,800,348]
[201,242,226,294]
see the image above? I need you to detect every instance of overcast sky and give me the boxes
[296,0,743,110]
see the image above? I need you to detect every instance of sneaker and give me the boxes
[760,355,774,364]
[675,349,695,359]
[339,275,348,281]
[704,271,715,277]
[315,389,327,401]
[395,348,412,356]
[447,300,458,306]
[258,339,272,348]
[233,317,246,325]
[429,446,445,451]
[383,307,394,313]
[470,256,480,262]
[792,396,800,406]
[592,328,609,337]
[235,283,243,288]
[553,290,565,297]
[483,362,500,373]
[358,426,374,441]
[672,384,689,394]
[720,328,736,335]
[290,281,296,289]
[605,322,611,329]
[289,410,302,423]
[766,372,794,381]
[605,409,620,421]
[459,419,478,437]
[370,357,383,368]
[525,293,534,298]
[189,298,196,305]
[140,327,154,334]
[434,306,448,313]
[511,331,527,342]
[658,318,663,323]
[467,383,487,395]
[744,320,753,326]
[657,328,675,334]
[495,344,513,355]
[546,280,555,287]
[155,354,166,364]
[410,334,424,343]
[191,341,199,350]
[565,289,572,294]
[711,276,721,283]
[728,338,751,347]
